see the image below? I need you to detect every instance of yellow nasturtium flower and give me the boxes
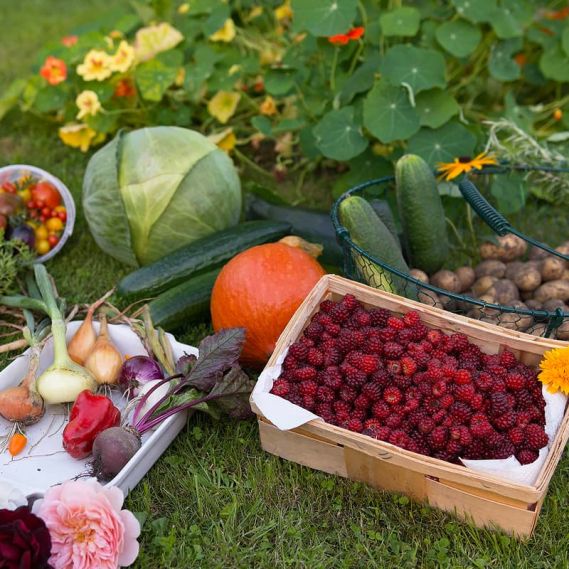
[58,124,100,152]
[77,50,113,81]
[207,91,241,124]
[178,3,190,14]
[75,90,101,119]
[110,40,135,73]
[259,96,278,117]
[248,6,263,20]
[208,128,237,153]
[274,1,293,21]
[209,19,236,42]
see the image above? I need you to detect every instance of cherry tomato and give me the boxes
[54,205,66,213]
[35,199,45,209]
[46,217,64,232]
[2,181,17,194]
[41,207,52,217]
[48,234,59,247]
[40,214,49,223]
[30,210,39,219]
[57,210,67,222]
[36,239,50,255]
[27,200,37,210]
[31,182,61,209]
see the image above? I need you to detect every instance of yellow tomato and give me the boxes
[35,226,49,240]
[36,240,50,255]
[46,217,64,232]
[54,205,67,213]
[19,189,31,203]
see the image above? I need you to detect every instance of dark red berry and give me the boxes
[385,413,403,428]
[429,426,448,450]
[339,385,357,403]
[505,373,526,391]
[319,299,335,313]
[400,356,418,376]
[294,366,317,382]
[304,322,323,340]
[271,378,291,397]
[369,308,391,327]
[455,384,476,403]
[383,386,403,405]
[525,424,548,450]
[403,311,421,327]
[516,448,539,465]
[454,369,472,385]
[508,427,525,446]
[361,382,382,401]
[307,348,324,367]
[333,400,351,415]
[344,418,364,433]
[499,350,517,369]
[387,316,405,331]
[354,394,371,410]
[372,400,391,420]
[299,380,318,397]
[316,385,335,402]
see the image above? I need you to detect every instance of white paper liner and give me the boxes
[251,346,568,486]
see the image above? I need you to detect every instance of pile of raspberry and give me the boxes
[270,294,548,465]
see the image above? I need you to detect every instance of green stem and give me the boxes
[348,42,364,76]
[466,204,477,249]
[445,217,466,249]
[330,47,339,92]
[234,148,275,182]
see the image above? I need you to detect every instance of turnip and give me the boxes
[91,426,141,481]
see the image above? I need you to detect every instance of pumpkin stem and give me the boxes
[279,236,323,258]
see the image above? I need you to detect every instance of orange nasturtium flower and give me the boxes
[545,6,569,20]
[329,26,364,46]
[40,56,67,85]
[437,153,498,181]
[514,52,527,67]
[553,108,563,121]
[114,78,136,98]
[61,35,78,47]
[259,96,278,117]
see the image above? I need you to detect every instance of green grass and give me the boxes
[1,3,569,568]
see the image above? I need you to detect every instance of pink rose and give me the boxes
[32,479,140,569]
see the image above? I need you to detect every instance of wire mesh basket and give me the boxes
[331,165,569,339]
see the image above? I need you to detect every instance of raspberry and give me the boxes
[427,329,444,346]
[413,352,431,369]
[383,342,404,359]
[401,356,418,377]
[288,390,303,406]
[383,386,403,405]
[492,441,515,459]
[271,379,291,397]
[298,336,315,349]
[418,417,435,434]
[387,361,402,376]
[455,384,476,403]
[324,323,341,337]
[351,353,379,374]
[450,425,472,447]
[525,424,548,450]
[508,427,525,446]
[397,328,415,345]
[426,366,445,382]
[337,330,355,353]
[304,321,324,340]
[288,342,308,361]
[361,382,382,401]
[319,299,335,313]
[353,309,372,328]
[492,411,517,431]
[385,413,403,428]
[344,419,364,433]
[429,426,448,449]
[323,347,342,366]
[316,385,335,402]
[362,426,380,438]
[333,400,351,415]
[364,418,382,430]
[492,379,507,392]
[354,394,371,410]
[294,366,317,382]
[307,348,324,368]
[387,316,405,331]
[488,392,511,416]
[499,350,517,369]
[282,355,298,371]
[322,366,343,390]
[449,402,472,423]
[470,420,494,439]
[374,426,392,441]
[352,330,366,345]
[339,385,357,403]
[351,409,367,422]
[470,393,484,410]
[505,373,526,391]
[449,333,469,353]
[439,393,455,409]
[516,449,539,465]
[403,311,421,327]
[516,390,534,409]
[475,372,493,391]
[342,365,367,388]
[369,308,391,327]
[299,380,318,397]
[487,365,507,381]
[372,400,391,420]
[454,369,472,385]
[463,440,487,459]
[389,429,412,447]
[379,328,397,342]
[331,304,351,324]
[364,335,383,354]
[315,313,334,327]
[370,369,390,387]
[335,411,350,424]
[403,398,420,413]
[410,323,428,341]
[431,380,447,398]
[340,294,360,312]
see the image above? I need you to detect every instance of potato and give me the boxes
[430,270,462,293]
[562,269,569,281]
[455,266,476,292]
[529,246,549,261]
[542,299,569,312]
[556,241,569,256]
[410,268,429,284]
[520,290,534,301]
[497,313,531,331]
[512,264,542,292]
[439,295,460,312]
[530,323,548,337]
[486,279,520,304]
[534,280,569,303]
[556,321,569,340]
[505,261,523,281]
[541,257,567,282]
[467,303,500,319]
[472,276,498,297]
[525,299,543,311]
[418,290,443,309]
[475,260,507,279]
[479,234,527,262]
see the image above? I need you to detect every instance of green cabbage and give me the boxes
[83,127,241,266]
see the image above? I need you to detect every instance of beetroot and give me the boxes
[91,427,141,481]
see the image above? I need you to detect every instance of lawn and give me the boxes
[1,2,569,568]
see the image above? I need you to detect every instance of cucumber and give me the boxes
[117,220,290,299]
[369,199,400,244]
[395,154,449,273]
[245,195,343,266]
[148,269,220,330]
[339,196,414,297]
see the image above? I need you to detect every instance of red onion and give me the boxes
[118,356,163,396]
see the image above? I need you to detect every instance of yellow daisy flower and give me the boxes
[76,90,101,120]
[58,124,99,152]
[539,346,569,395]
[77,49,113,82]
[436,152,498,181]
[110,40,135,73]
[207,91,241,124]
[259,96,278,117]
[209,19,236,43]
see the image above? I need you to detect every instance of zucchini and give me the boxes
[117,220,290,299]
[148,269,220,330]
[245,195,343,266]
[395,154,449,273]
[339,196,415,297]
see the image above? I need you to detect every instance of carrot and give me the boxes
[8,432,27,456]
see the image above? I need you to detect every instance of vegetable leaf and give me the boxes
[291,0,357,37]
[206,365,256,420]
[451,0,496,23]
[488,38,523,81]
[415,89,459,129]
[380,7,421,37]
[436,20,481,58]
[540,45,569,82]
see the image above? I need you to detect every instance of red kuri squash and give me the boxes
[210,242,326,367]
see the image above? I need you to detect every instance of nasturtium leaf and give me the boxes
[436,20,481,58]
[562,27,569,57]
[488,38,522,81]
[381,45,446,94]
[85,112,118,134]
[33,87,68,113]
[339,55,381,105]
[251,116,272,136]
[332,150,392,198]
[503,91,533,131]
[299,126,321,159]
[363,81,420,143]
[204,4,231,36]
[135,59,178,102]
[415,89,459,128]
[407,122,477,165]
[490,173,527,214]
[313,106,368,161]
[273,118,306,134]
[291,0,357,37]
[451,0,496,23]
[264,69,296,96]
[540,45,569,82]
[489,0,532,39]
[380,7,421,37]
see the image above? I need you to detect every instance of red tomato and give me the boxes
[57,210,67,222]
[32,182,61,209]
[40,214,49,222]
[41,207,52,217]
[27,200,36,210]
[35,199,45,208]
[2,182,17,194]
[48,234,59,247]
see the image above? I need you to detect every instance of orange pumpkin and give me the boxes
[210,242,326,367]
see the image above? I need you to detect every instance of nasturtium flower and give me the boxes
[436,153,497,181]
[76,90,102,119]
[208,91,241,124]
[40,56,67,85]
[77,49,113,81]
[114,78,136,98]
[274,1,292,21]
[109,30,124,39]
[209,128,237,153]
[539,346,569,394]
[178,2,190,14]
[329,26,365,45]
[110,40,135,73]
[553,108,563,121]
[134,23,184,63]
[209,19,236,42]
[259,96,278,116]
[347,27,364,40]
[61,35,78,47]
[248,6,264,19]
[59,124,100,152]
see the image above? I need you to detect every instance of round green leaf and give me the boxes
[489,0,532,39]
[264,70,296,96]
[380,7,421,37]
[313,106,368,161]
[381,45,446,94]
[291,0,357,37]
[135,59,178,102]
[562,27,569,57]
[415,89,459,129]
[488,38,522,81]
[436,20,481,57]
[407,122,477,165]
[452,0,496,23]
[363,81,420,143]
[540,45,569,82]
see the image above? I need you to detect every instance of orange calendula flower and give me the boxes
[539,346,569,394]
[436,153,498,181]
[114,78,136,98]
[40,56,67,85]
[329,27,365,45]
[61,35,78,47]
